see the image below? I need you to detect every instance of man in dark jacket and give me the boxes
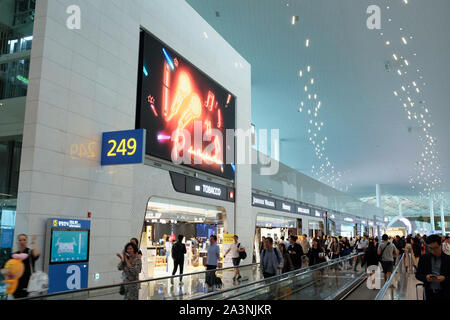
[415,234,450,300]
[171,235,187,283]
[287,235,304,270]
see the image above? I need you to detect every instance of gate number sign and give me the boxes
[101,129,146,166]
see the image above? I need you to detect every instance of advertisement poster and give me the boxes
[222,234,234,268]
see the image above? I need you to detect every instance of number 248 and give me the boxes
[107,138,137,156]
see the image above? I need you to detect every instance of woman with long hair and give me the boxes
[410,237,421,273]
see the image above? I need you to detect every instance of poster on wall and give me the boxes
[136,29,236,180]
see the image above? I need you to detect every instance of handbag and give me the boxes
[237,243,247,260]
[26,252,48,294]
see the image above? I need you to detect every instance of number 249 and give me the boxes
[107,138,137,156]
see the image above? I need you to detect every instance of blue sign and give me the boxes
[101,129,146,166]
[46,218,91,294]
[48,263,89,294]
[51,218,90,230]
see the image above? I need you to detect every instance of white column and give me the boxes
[441,200,446,234]
[430,197,435,232]
[376,184,381,208]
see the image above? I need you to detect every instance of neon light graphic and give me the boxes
[188,146,222,165]
[143,66,149,76]
[151,104,158,116]
[157,134,171,141]
[206,91,215,111]
[227,94,232,105]
[217,109,222,128]
[205,120,212,136]
[162,62,171,118]
[177,93,202,130]
[162,48,175,70]
[167,72,192,121]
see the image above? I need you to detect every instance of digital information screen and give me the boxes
[50,229,90,264]
[136,29,236,180]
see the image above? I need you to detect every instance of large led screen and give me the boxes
[50,229,89,264]
[136,30,236,180]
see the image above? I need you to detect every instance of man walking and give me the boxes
[260,237,283,278]
[378,234,399,282]
[416,234,450,300]
[205,235,221,288]
[354,235,369,271]
[171,234,186,284]
[288,235,304,270]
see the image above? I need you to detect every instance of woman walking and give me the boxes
[117,242,142,300]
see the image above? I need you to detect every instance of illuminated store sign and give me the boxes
[252,196,276,209]
[297,207,310,215]
[315,210,321,217]
[169,171,234,202]
[136,30,236,180]
[344,217,354,223]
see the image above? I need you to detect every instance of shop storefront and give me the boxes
[141,192,229,278]
[253,213,297,262]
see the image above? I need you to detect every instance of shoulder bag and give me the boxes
[27,251,49,294]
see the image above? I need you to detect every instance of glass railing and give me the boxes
[24,262,263,300]
[195,253,365,300]
[375,254,408,300]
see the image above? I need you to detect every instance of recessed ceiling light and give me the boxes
[305,39,310,47]
[402,37,407,44]
[292,16,299,25]
[299,70,303,77]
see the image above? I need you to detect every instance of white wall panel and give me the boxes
[16,0,252,288]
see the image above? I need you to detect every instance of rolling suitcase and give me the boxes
[416,283,425,300]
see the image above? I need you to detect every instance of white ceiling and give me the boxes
[186,0,450,211]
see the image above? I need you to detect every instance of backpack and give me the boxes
[378,243,392,262]
[237,243,247,260]
[262,247,281,263]
[171,242,184,260]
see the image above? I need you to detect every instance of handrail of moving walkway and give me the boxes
[375,253,405,300]
[194,252,365,300]
[23,262,260,300]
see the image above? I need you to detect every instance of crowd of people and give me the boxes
[260,233,450,300]
[4,231,447,300]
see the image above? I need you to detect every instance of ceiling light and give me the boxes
[386,41,391,45]
[299,70,303,77]
[402,37,407,45]
[292,16,299,25]
[397,70,402,75]
[394,91,398,96]
[404,60,409,66]
[311,78,314,85]
[393,54,398,60]
[306,39,310,47]
[307,66,311,72]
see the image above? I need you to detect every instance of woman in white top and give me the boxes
[224,235,245,281]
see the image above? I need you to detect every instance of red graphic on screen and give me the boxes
[148,55,231,168]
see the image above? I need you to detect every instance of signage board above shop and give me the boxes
[251,194,314,217]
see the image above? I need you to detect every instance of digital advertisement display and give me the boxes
[50,229,89,264]
[136,29,236,180]
[196,224,217,241]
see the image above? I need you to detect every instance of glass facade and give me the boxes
[0,0,34,268]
